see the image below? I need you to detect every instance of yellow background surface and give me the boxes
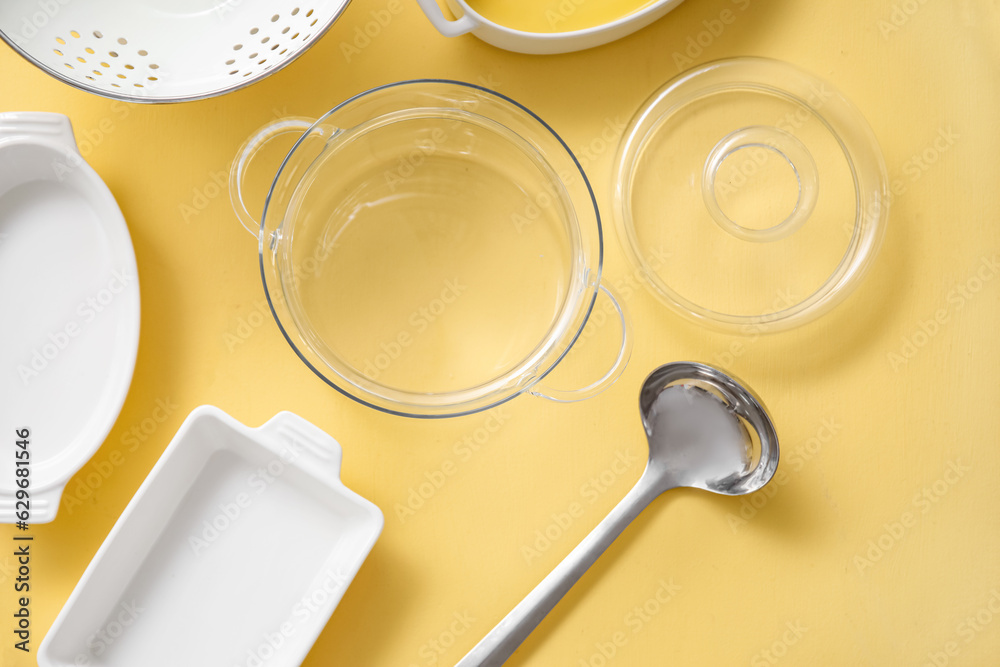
[2,0,1000,665]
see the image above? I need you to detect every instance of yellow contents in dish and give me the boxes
[465,0,662,33]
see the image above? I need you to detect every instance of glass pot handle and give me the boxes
[530,282,633,402]
[415,0,478,37]
[229,116,316,238]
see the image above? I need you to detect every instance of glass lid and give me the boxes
[614,57,889,332]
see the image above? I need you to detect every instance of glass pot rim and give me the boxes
[257,79,606,419]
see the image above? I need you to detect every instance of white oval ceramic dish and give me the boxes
[38,406,383,667]
[0,112,140,524]
[415,0,685,54]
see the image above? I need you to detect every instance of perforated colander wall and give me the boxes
[51,30,160,90]
[0,1,346,102]
[226,8,321,79]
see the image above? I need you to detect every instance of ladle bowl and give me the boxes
[456,361,779,666]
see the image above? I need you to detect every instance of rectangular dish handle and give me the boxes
[0,112,78,152]
[0,484,64,524]
[255,412,344,488]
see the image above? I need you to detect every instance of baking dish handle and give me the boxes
[416,0,478,37]
[255,412,344,488]
[229,116,317,238]
[0,485,64,525]
[530,282,633,403]
[0,111,77,150]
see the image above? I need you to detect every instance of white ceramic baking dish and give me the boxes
[0,112,139,524]
[415,0,685,54]
[38,406,383,667]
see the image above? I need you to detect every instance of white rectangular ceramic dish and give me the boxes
[38,406,383,667]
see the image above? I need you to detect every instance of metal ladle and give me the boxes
[456,362,780,667]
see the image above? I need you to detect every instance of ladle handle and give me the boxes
[455,467,664,667]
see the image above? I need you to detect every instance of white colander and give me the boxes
[0,0,351,103]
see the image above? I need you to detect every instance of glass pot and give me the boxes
[230,80,630,418]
